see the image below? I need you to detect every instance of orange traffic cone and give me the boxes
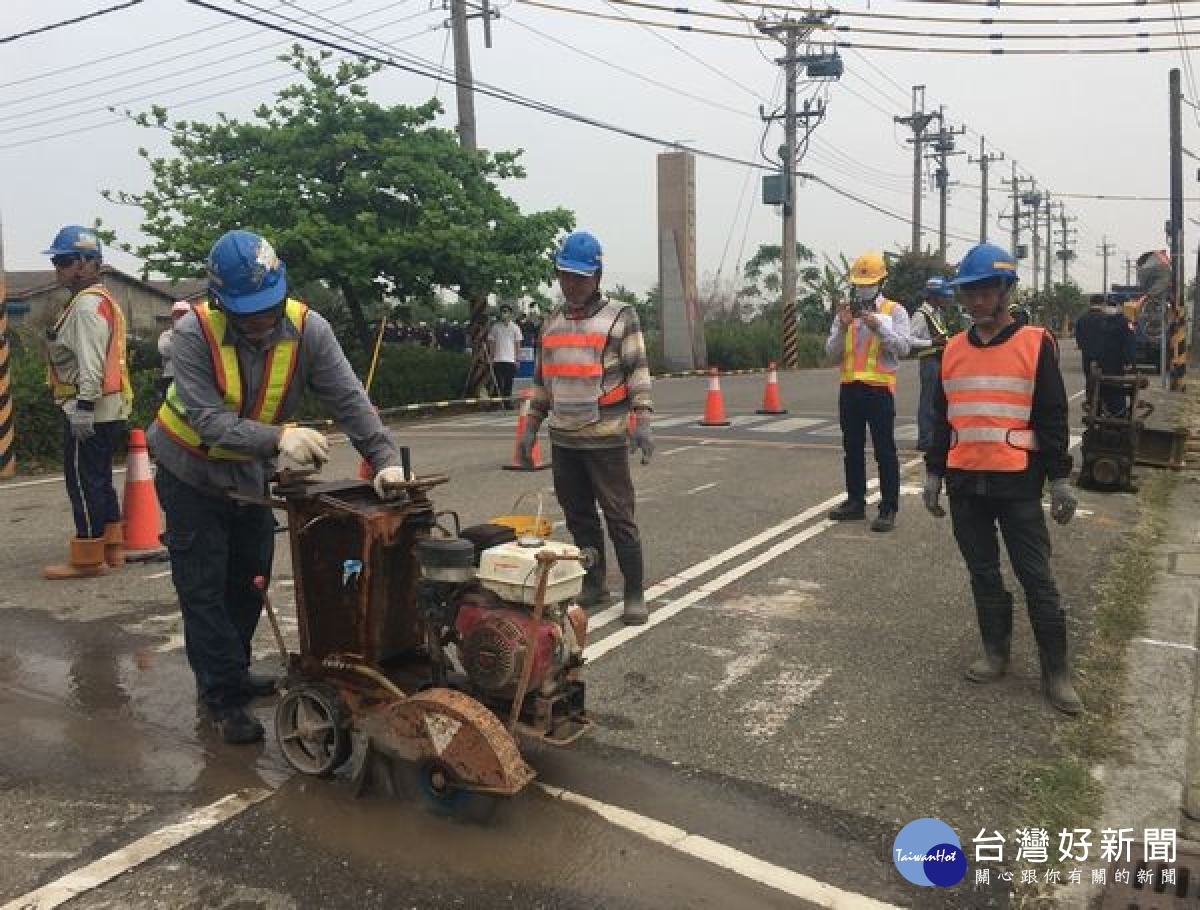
[698,368,731,427]
[756,362,788,415]
[503,391,550,471]
[122,428,165,556]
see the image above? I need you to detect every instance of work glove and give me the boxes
[373,465,411,499]
[922,471,946,518]
[1049,478,1077,525]
[518,418,542,469]
[277,426,330,468]
[68,406,95,442]
[629,411,654,464]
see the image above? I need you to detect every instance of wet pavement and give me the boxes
[0,357,1151,909]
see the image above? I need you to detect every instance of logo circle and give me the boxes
[892,818,966,887]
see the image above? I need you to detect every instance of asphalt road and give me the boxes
[0,355,1131,910]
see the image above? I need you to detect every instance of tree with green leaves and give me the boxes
[882,248,952,313]
[738,243,831,330]
[105,47,573,354]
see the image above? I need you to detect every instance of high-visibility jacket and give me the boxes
[840,298,901,390]
[47,284,133,405]
[154,298,309,461]
[539,299,630,431]
[915,302,950,360]
[942,326,1044,472]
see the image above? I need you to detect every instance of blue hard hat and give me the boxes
[43,225,103,259]
[206,230,288,314]
[924,276,954,299]
[950,242,1019,287]
[555,231,603,276]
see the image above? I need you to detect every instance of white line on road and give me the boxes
[0,467,128,491]
[685,482,718,495]
[1134,637,1199,654]
[751,416,827,434]
[537,784,902,910]
[0,789,272,910]
[659,445,698,456]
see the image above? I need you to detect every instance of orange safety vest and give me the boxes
[841,298,900,390]
[154,298,309,461]
[47,284,133,405]
[942,326,1045,472]
[540,300,629,431]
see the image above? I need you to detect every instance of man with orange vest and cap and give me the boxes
[41,225,133,579]
[519,230,654,626]
[825,251,911,532]
[922,242,1081,715]
[148,229,410,744]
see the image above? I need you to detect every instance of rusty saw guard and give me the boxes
[358,687,535,796]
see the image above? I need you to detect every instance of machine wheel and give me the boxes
[275,683,352,777]
[408,759,501,822]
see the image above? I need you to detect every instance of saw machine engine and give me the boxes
[414,534,590,740]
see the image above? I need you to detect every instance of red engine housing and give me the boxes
[455,604,564,695]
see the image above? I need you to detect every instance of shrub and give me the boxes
[704,321,824,370]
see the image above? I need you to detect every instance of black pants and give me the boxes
[916,356,941,452]
[62,416,125,538]
[493,361,516,400]
[949,494,1064,629]
[839,382,899,511]
[551,444,641,555]
[155,466,275,716]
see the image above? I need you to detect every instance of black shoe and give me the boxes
[578,585,612,608]
[828,498,866,521]
[870,509,896,532]
[217,707,265,745]
[246,670,280,697]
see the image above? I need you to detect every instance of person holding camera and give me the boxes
[825,251,910,532]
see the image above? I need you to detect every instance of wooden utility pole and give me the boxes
[969,136,1004,243]
[450,0,478,152]
[1056,203,1077,285]
[895,86,937,253]
[926,109,965,263]
[1096,236,1115,296]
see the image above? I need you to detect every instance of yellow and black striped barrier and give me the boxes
[0,297,13,479]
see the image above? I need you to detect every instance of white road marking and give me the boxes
[0,790,272,910]
[143,570,172,580]
[660,445,698,456]
[744,667,833,739]
[0,468,127,491]
[728,415,772,427]
[685,482,718,495]
[652,415,702,428]
[537,784,902,910]
[751,417,827,434]
[1134,637,1199,654]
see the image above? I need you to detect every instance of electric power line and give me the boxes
[2,0,145,45]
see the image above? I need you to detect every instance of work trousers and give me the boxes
[155,465,275,717]
[551,444,641,557]
[62,416,125,538]
[949,494,1065,630]
[839,382,899,512]
[916,355,941,452]
[493,361,517,402]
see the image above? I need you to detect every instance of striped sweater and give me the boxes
[528,293,653,449]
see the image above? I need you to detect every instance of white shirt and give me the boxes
[487,319,524,364]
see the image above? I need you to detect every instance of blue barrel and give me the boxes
[516,345,535,379]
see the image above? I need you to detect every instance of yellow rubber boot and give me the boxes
[103,522,125,568]
[43,537,109,580]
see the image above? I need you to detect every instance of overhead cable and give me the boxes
[2,0,145,45]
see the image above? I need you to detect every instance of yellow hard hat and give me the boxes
[849,251,887,286]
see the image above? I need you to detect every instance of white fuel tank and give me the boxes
[477,540,586,606]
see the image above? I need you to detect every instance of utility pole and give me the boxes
[969,136,1004,243]
[925,109,966,263]
[1023,187,1042,297]
[1043,192,1054,293]
[1056,203,1077,286]
[758,12,835,368]
[1125,255,1135,286]
[450,0,477,151]
[1097,236,1115,295]
[1000,163,1035,281]
[1170,68,1194,380]
[895,86,937,253]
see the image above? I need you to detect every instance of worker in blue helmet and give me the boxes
[41,225,134,580]
[519,230,655,625]
[147,229,411,744]
[909,276,955,452]
[922,242,1081,715]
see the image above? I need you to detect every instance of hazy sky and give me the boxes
[2,0,1193,300]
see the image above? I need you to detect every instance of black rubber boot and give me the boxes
[245,670,281,698]
[217,706,265,744]
[1032,620,1083,715]
[965,593,1013,683]
[615,544,648,625]
[828,498,866,521]
[576,534,610,607]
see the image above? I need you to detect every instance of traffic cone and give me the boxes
[503,391,549,471]
[698,368,731,426]
[756,362,788,415]
[122,428,165,556]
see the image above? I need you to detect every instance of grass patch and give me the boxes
[1017,468,1174,847]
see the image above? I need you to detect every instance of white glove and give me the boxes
[277,427,330,467]
[922,472,946,518]
[68,407,96,442]
[373,465,411,499]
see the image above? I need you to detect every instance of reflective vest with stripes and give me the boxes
[540,299,630,431]
[915,302,949,360]
[942,326,1044,472]
[47,284,133,405]
[154,299,309,461]
[840,298,900,390]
